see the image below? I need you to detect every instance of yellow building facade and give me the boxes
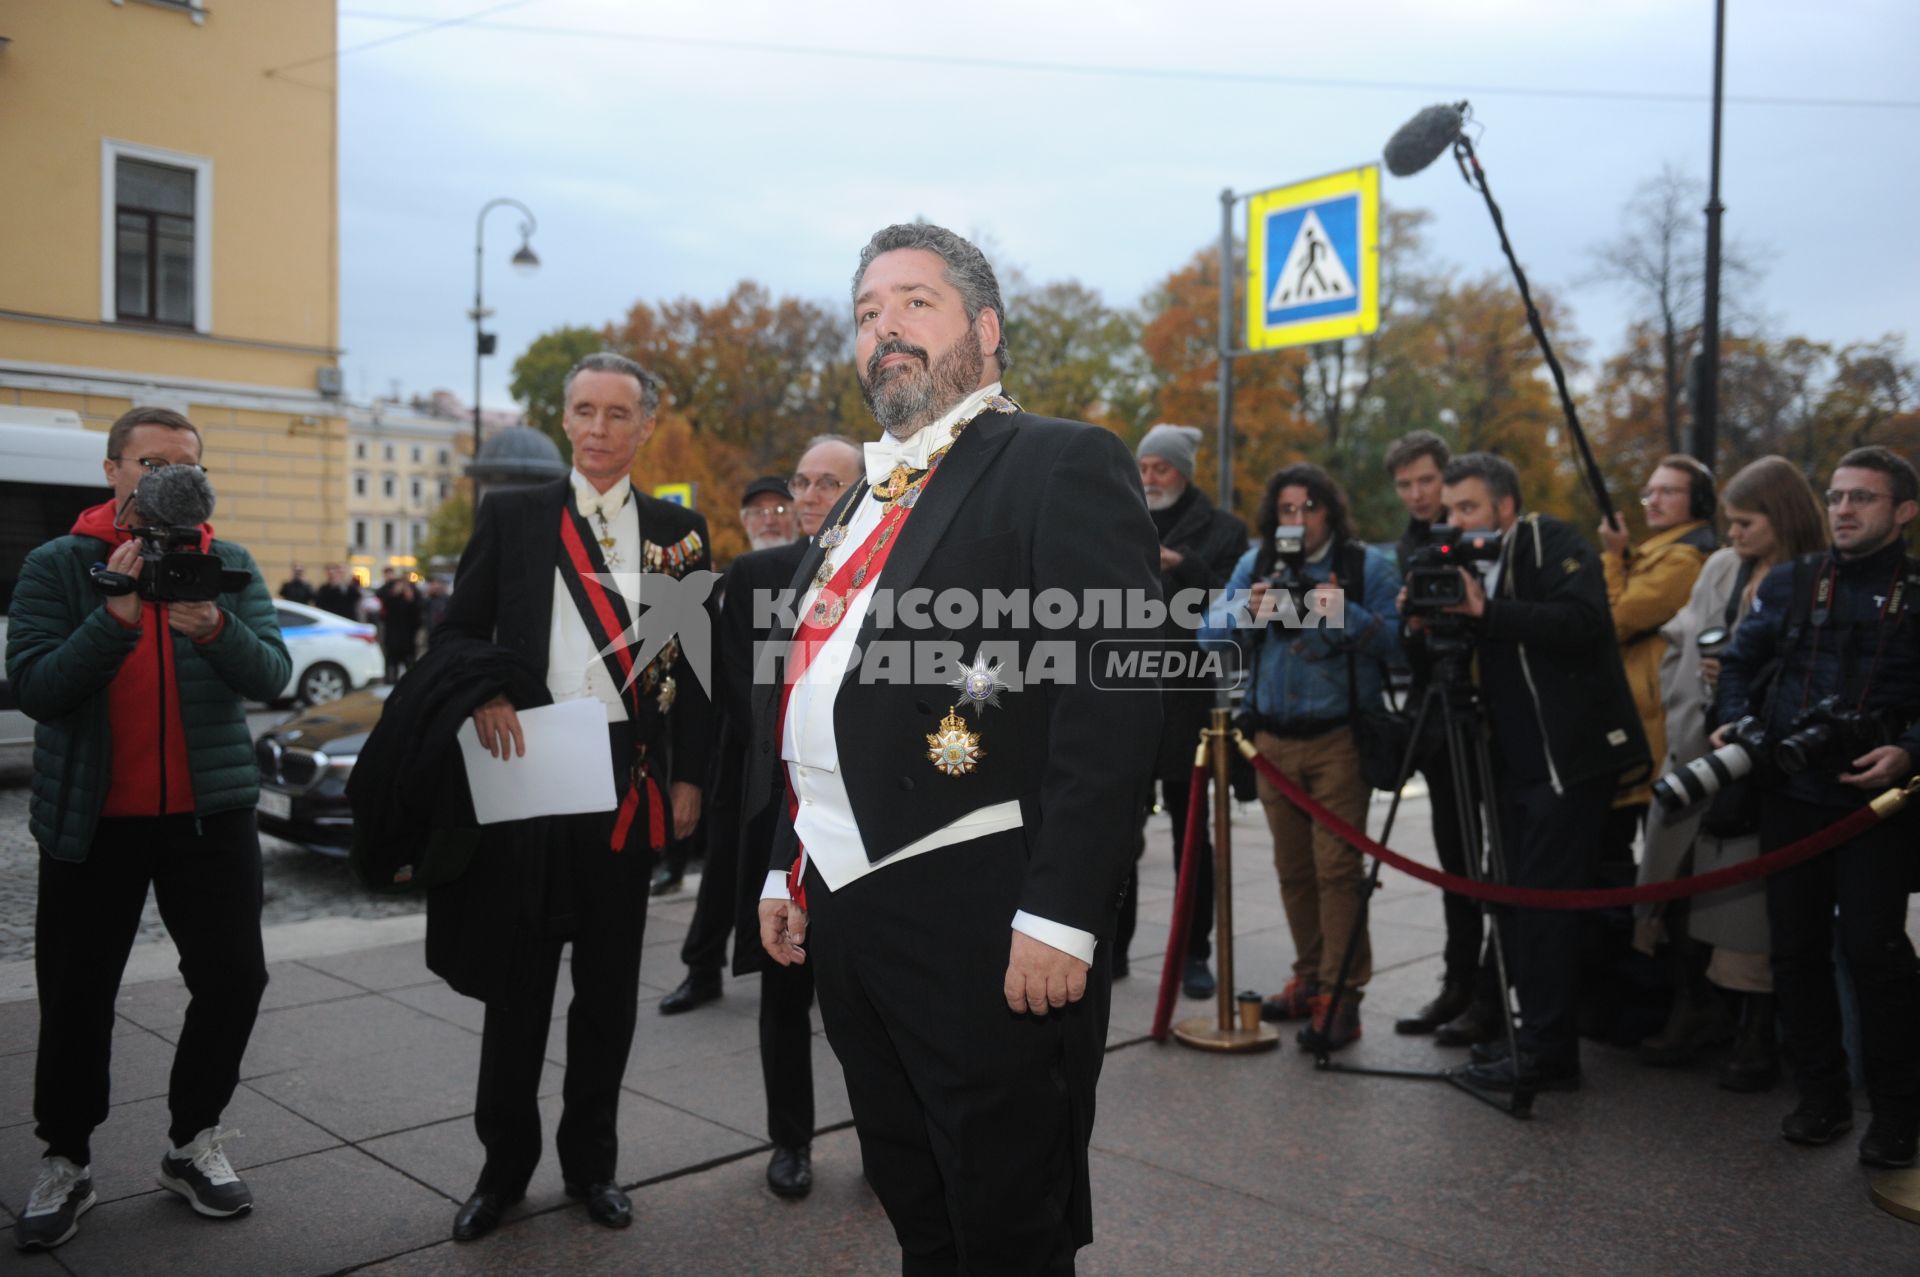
[0,0,345,578]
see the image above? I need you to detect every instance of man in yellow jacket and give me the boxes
[1596,453,1718,1048]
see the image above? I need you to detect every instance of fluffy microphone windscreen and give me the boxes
[1383,103,1465,177]
[134,464,217,527]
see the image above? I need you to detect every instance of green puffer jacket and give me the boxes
[4,535,291,861]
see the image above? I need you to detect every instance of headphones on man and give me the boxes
[1662,455,1717,521]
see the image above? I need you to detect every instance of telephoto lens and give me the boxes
[1651,716,1762,812]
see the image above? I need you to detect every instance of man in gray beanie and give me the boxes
[1115,424,1249,996]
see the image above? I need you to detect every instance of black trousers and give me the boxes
[1494,772,1613,1068]
[35,809,268,1163]
[760,958,816,1149]
[807,833,1104,1277]
[1763,795,1920,1117]
[1113,765,1214,968]
[473,806,650,1193]
[1419,744,1481,984]
[680,793,740,975]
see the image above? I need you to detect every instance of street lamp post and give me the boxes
[470,197,541,470]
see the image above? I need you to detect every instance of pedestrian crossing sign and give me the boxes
[1246,164,1379,350]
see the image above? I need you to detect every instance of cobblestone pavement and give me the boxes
[0,781,422,966]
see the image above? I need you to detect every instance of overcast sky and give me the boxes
[331,0,1920,417]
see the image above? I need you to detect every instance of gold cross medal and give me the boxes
[926,708,984,777]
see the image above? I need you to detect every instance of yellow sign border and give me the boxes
[652,482,695,507]
[1246,164,1380,350]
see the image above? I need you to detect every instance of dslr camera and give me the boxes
[90,466,251,604]
[1652,697,1893,812]
[1774,696,1890,777]
[1403,525,1502,613]
[1263,525,1311,610]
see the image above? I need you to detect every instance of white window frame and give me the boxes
[101,138,213,334]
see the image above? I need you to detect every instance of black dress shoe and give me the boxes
[453,1189,521,1242]
[659,969,722,1015]
[1858,1116,1919,1168]
[565,1181,632,1229]
[1779,1091,1853,1145]
[1459,1051,1581,1093]
[766,1144,813,1199]
[1433,998,1501,1047]
[1395,978,1474,1036]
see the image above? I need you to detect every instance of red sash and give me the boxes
[557,508,668,853]
[777,494,920,908]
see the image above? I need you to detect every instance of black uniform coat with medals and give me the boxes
[741,407,1162,1244]
[425,477,716,1000]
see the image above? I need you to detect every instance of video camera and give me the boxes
[1403,525,1502,613]
[90,465,251,604]
[1652,696,1895,812]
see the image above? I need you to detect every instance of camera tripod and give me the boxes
[1303,637,1534,1119]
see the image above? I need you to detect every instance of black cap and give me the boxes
[741,475,792,506]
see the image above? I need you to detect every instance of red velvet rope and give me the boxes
[1244,750,1887,910]
[1151,762,1212,1043]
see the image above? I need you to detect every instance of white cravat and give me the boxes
[760,384,1098,967]
[548,469,639,722]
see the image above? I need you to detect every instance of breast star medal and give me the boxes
[947,651,1006,717]
[817,525,848,550]
[926,708,984,777]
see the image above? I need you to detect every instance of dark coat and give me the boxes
[424,477,717,999]
[1151,485,1248,776]
[1717,539,1920,809]
[714,538,811,977]
[1470,513,1652,793]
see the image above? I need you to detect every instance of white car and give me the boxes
[273,599,386,705]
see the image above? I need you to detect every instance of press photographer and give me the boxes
[1711,445,1920,1169]
[1383,431,1494,1040]
[6,407,289,1252]
[1413,453,1648,1092]
[1202,463,1400,1050]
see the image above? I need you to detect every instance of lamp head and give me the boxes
[511,240,540,275]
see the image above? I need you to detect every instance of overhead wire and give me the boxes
[327,8,1920,112]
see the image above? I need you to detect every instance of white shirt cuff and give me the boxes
[761,870,791,902]
[1011,910,1097,967]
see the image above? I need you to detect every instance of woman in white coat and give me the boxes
[1636,456,1828,1089]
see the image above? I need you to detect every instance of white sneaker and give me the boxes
[158,1126,252,1218]
[15,1156,96,1251]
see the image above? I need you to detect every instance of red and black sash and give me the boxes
[557,500,669,853]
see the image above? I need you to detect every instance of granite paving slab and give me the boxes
[113,959,364,1037]
[0,1082,341,1213]
[240,992,474,1079]
[0,1023,179,1130]
[45,1145,452,1277]
[295,939,437,992]
[620,1036,853,1140]
[360,1086,762,1204]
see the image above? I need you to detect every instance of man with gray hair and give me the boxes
[753,223,1161,1270]
[1112,423,1247,996]
[430,351,717,1241]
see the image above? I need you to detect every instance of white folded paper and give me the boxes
[456,697,618,824]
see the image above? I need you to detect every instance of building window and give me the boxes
[412,521,426,549]
[352,519,367,549]
[354,441,367,460]
[410,477,422,503]
[353,472,367,497]
[438,449,450,466]
[383,443,394,462]
[411,446,423,464]
[102,140,211,333]
[382,474,395,498]
[439,480,451,501]
[382,521,395,550]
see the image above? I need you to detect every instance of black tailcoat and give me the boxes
[425,477,715,1000]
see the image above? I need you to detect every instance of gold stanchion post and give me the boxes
[1173,708,1280,1052]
